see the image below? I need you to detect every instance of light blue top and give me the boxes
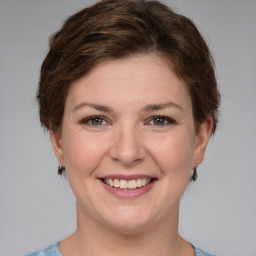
[25,242,215,256]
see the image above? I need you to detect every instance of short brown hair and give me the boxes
[38,0,220,134]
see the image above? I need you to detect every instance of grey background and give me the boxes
[1,0,255,255]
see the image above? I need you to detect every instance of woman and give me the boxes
[27,0,220,255]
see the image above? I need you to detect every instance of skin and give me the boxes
[50,54,213,256]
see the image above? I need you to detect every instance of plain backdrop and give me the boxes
[0,0,256,255]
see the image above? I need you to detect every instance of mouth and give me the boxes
[99,175,157,198]
[101,178,156,190]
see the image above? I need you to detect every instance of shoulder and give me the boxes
[25,242,215,256]
[24,243,63,256]
[194,246,216,256]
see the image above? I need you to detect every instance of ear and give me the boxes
[193,115,213,165]
[50,130,64,164]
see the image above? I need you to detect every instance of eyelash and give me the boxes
[79,116,109,126]
[78,115,176,127]
[146,116,176,126]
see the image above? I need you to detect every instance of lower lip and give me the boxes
[100,180,156,199]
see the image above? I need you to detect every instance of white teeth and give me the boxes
[136,179,142,187]
[104,178,152,189]
[114,179,119,188]
[120,179,128,189]
[109,179,114,187]
[128,180,137,189]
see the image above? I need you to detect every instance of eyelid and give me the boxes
[77,115,176,127]
[146,115,176,126]
[78,115,110,126]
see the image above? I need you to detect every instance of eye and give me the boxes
[147,116,176,126]
[79,116,108,126]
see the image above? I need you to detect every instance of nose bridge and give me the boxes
[110,120,145,166]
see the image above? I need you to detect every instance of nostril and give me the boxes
[109,130,146,166]
[111,151,143,167]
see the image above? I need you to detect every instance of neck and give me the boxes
[59,201,192,256]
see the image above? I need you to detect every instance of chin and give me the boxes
[108,220,152,235]
[102,207,157,235]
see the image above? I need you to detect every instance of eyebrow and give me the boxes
[143,102,184,112]
[73,102,114,113]
[73,101,183,112]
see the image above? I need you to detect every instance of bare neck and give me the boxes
[59,202,194,256]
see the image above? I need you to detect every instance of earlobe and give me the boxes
[194,115,213,165]
[50,130,63,164]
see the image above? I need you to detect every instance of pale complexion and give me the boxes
[51,54,213,256]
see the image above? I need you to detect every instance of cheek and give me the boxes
[147,130,195,176]
[61,130,108,176]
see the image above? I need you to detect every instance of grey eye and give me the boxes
[153,117,166,125]
[148,116,175,126]
[80,116,108,126]
[90,117,104,125]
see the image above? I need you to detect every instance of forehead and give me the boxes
[66,54,191,111]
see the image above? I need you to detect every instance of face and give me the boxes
[51,55,212,234]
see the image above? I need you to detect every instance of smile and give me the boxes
[103,178,152,190]
[99,175,157,198]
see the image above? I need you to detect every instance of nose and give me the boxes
[109,123,146,167]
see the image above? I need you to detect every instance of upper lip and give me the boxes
[99,174,157,181]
